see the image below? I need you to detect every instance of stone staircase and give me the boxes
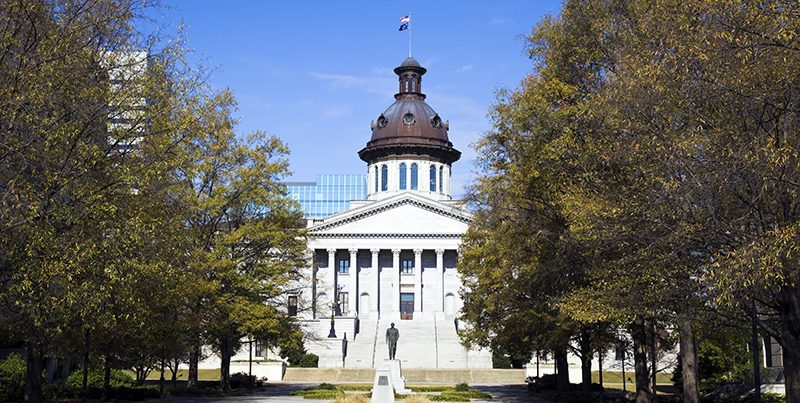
[344,316,380,368]
[342,315,476,369]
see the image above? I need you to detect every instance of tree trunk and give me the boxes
[187,343,200,389]
[785,343,800,403]
[632,315,651,403]
[777,284,800,403]
[81,330,90,403]
[24,340,44,403]
[555,347,570,391]
[159,359,165,397]
[102,363,111,402]
[220,335,232,393]
[677,313,699,403]
[171,358,179,387]
[580,327,593,392]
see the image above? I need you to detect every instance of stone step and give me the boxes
[344,318,379,367]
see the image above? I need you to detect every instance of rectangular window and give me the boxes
[399,163,407,190]
[288,295,298,317]
[338,259,350,273]
[381,165,388,191]
[255,341,266,358]
[439,167,443,192]
[411,164,418,190]
[401,259,413,274]
[339,292,349,315]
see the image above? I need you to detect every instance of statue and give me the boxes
[386,322,399,360]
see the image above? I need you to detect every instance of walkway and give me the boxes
[165,382,546,403]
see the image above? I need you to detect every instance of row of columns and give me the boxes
[322,248,448,317]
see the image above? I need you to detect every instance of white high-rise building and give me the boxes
[297,57,491,369]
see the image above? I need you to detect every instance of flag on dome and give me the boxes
[400,15,409,23]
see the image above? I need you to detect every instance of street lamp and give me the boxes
[328,293,338,338]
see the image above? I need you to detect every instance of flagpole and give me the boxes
[408,12,412,57]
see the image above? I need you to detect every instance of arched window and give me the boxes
[381,165,388,191]
[399,163,407,190]
[429,165,436,191]
[439,166,443,193]
[410,163,418,190]
[374,166,378,193]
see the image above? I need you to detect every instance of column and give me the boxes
[435,249,445,313]
[349,248,358,316]
[392,248,401,315]
[326,248,336,317]
[371,248,380,314]
[413,248,423,314]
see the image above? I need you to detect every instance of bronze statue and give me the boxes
[386,322,399,360]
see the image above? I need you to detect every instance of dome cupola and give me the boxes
[359,58,461,201]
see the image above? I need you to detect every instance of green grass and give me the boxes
[123,369,220,381]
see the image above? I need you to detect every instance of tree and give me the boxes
[0,1,280,401]
[173,90,308,392]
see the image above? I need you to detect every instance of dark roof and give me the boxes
[359,58,460,164]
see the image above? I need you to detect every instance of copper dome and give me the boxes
[358,57,461,164]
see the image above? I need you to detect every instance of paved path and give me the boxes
[165,382,547,403]
[472,384,546,403]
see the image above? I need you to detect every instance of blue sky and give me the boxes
[157,1,563,197]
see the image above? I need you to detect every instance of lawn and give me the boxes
[123,368,220,381]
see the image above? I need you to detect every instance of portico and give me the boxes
[311,245,460,321]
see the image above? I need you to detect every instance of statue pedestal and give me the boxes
[370,365,394,403]
[383,359,411,394]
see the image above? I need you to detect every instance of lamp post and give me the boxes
[328,293,338,338]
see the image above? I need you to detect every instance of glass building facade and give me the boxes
[285,174,368,219]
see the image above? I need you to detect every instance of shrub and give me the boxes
[340,384,374,392]
[0,353,26,403]
[441,389,491,400]
[428,394,470,402]
[42,382,79,400]
[294,389,344,399]
[409,386,451,392]
[67,366,135,389]
[492,354,512,369]
[318,382,337,390]
[454,383,469,392]
[230,372,257,389]
[299,353,319,368]
[528,374,558,391]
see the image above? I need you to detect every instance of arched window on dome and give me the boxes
[399,163,407,190]
[429,165,437,191]
[439,166,443,193]
[381,165,388,191]
[374,166,378,193]
[410,163,418,190]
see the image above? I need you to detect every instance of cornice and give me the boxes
[309,196,472,234]
[311,232,465,240]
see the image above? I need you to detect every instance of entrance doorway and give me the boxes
[400,293,414,320]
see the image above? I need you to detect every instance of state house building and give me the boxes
[293,57,491,369]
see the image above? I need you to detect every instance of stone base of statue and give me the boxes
[384,359,411,394]
[370,365,395,403]
[371,359,412,402]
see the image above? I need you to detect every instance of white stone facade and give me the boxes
[296,192,491,369]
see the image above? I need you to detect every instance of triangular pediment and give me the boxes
[308,193,471,237]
